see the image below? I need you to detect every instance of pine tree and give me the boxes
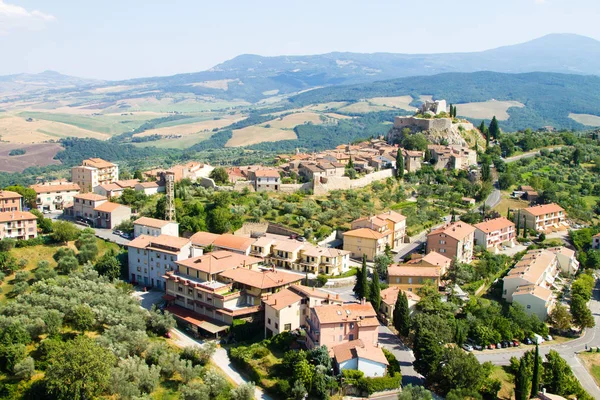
[370,268,381,312]
[393,290,410,336]
[396,150,404,180]
[489,116,500,140]
[531,344,540,398]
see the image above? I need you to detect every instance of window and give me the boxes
[527,305,531,309]
[137,267,141,272]
[268,318,271,325]
[408,277,413,284]
[349,334,354,340]
[440,249,446,253]
[284,323,292,331]
[339,323,343,329]
[439,240,446,245]
[339,335,342,342]
[275,322,278,329]
[350,323,354,329]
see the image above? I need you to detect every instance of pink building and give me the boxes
[306,301,379,349]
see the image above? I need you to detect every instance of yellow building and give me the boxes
[343,228,389,261]
[71,158,119,193]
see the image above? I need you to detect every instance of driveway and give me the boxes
[378,325,423,387]
[475,279,600,398]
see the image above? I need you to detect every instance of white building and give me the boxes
[30,182,80,212]
[71,158,119,193]
[0,211,37,240]
[512,285,555,321]
[332,340,389,378]
[127,234,192,289]
[474,217,516,252]
[593,233,600,250]
[133,217,179,238]
[135,182,163,196]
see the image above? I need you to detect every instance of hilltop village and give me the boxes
[0,101,598,400]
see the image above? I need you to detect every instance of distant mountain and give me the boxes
[290,71,600,131]
[0,70,101,96]
[117,33,600,102]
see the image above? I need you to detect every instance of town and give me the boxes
[0,97,598,400]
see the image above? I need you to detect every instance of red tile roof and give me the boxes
[332,340,389,365]
[0,211,37,223]
[262,288,303,311]
[134,216,173,229]
[219,267,302,289]
[177,250,262,275]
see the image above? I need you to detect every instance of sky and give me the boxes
[0,0,598,80]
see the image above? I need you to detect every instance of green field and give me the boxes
[18,111,155,136]
[133,132,214,149]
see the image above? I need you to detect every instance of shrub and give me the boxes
[230,382,255,400]
[10,282,29,297]
[57,255,78,274]
[203,369,229,397]
[146,305,175,336]
[357,374,402,395]
[13,271,29,284]
[13,356,35,380]
[0,238,16,252]
[181,342,216,366]
[180,381,210,400]
[382,348,401,377]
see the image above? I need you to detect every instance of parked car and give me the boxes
[488,344,496,350]
[462,344,473,352]
[502,341,511,348]
[474,344,483,351]
[525,338,532,345]
[496,342,503,349]
[513,340,520,347]
[545,335,553,341]
[113,230,123,236]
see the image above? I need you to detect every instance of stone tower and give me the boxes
[165,171,176,221]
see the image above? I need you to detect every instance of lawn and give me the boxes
[493,196,530,217]
[578,352,600,386]
[490,365,514,400]
[0,239,120,303]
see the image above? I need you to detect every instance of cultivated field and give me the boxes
[226,126,297,147]
[187,79,240,90]
[135,114,246,137]
[133,134,213,150]
[455,100,525,120]
[368,96,415,111]
[305,102,348,111]
[0,114,108,143]
[323,112,353,120]
[0,142,62,172]
[262,112,324,129]
[569,113,600,126]
[337,101,393,114]
[117,96,250,113]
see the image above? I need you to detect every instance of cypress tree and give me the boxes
[448,103,453,116]
[489,116,500,140]
[451,209,456,222]
[523,217,528,238]
[486,130,490,149]
[507,208,511,220]
[514,359,531,400]
[516,210,521,236]
[396,150,404,180]
[370,268,381,312]
[353,255,364,298]
[478,120,486,134]
[361,256,369,301]
[531,344,541,398]
[393,290,410,336]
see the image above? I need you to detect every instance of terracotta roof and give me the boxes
[115,179,140,188]
[547,246,576,259]
[83,157,116,169]
[428,222,475,241]
[377,210,406,224]
[0,190,22,199]
[343,228,387,240]
[128,234,190,252]
[504,249,556,285]
[388,265,441,278]
[380,286,421,306]
[475,217,515,234]
[30,183,80,194]
[136,182,160,188]
[312,303,377,324]
[523,203,564,216]
[219,267,302,289]
[262,288,303,311]
[594,233,600,238]
[332,339,389,365]
[75,193,107,201]
[98,183,122,191]
[252,236,275,248]
[213,234,256,252]
[134,216,173,229]
[408,251,452,268]
[289,284,341,301]
[301,244,350,258]
[254,169,281,178]
[0,211,37,223]
[513,284,553,302]
[94,201,126,213]
[272,239,305,253]
[190,231,221,247]
[177,250,262,275]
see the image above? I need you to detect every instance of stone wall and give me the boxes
[313,169,394,195]
[280,182,312,193]
[266,223,299,237]
[393,116,452,131]
[234,222,268,237]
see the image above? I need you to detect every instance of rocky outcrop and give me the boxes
[388,117,485,149]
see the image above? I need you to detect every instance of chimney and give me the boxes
[336,294,339,299]
[361,297,366,305]
[274,299,277,305]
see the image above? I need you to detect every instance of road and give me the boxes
[475,279,600,398]
[49,212,131,245]
[379,325,423,386]
[392,215,451,262]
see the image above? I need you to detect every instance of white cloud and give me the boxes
[0,1,55,33]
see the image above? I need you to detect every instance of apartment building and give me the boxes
[426,221,476,264]
[306,301,379,349]
[263,285,345,338]
[127,234,192,289]
[547,246,580,275]
[94,179,139,198]
[94,202,131,229]
[343,228,388,261]
[512,285,555,321]
[30,182,80,212]
[517,203,567,232]
[0,211,37,240]
[502,248,558,303]
[133,217,179,238]
[379,286,421,323]
[0,190,22,212]
[350,211,407,249]
[251,169,281,192]
[387,264,442,293]
[69,193,107,221]
[474,217,516,252]
[71,158,119,193]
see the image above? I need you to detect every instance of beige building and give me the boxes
[93,179,139,198]
[388,264,442,293]
[135,182,163,196]
[502,248,559,303]
[427,145,477,170]
[133,217,179,238]
[0,211,37,240]
[351,211,407,249]
[474,217,516,252]
[379,286,421,323]
[343,228,389,261]
[0,190,22,212]
[127,234,192,289]
[426,222,476,264]
[70,193,107,222]
[512,285,555,321]
[31,182,80,212]
[401,149,424,173]
[71,158,119,193]
[94,202,131,229]
[251,169,281,192]
[517,203,567,233]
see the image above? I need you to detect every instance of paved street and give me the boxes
[475,279,600,398]
[378,325,423,387]
[485,188,501,209]
[50,212,131,245]
[392,215,451,262]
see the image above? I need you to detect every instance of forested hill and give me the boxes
[289,71,600,131]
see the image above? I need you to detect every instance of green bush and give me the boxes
[357,374,402,395]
